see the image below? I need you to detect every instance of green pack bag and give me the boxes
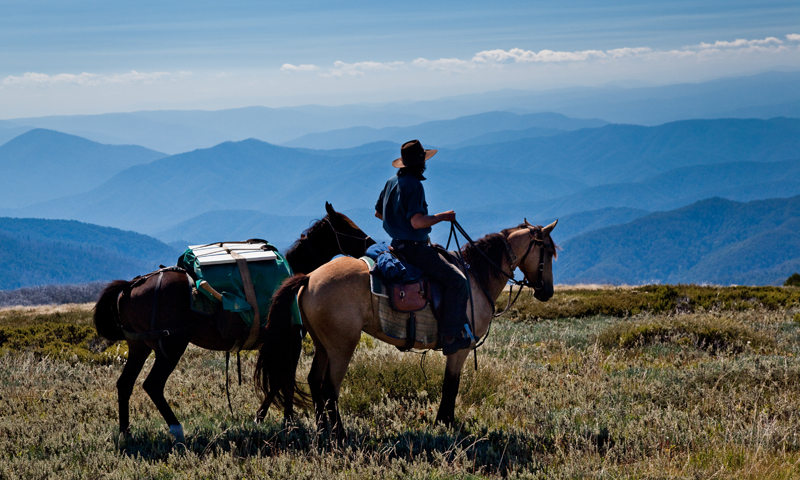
[177,241,302,328]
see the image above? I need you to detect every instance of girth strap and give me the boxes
[230,250,261,351]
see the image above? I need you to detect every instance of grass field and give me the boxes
[2,286,800,478]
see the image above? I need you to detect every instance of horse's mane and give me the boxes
[462,224,560,288]
[284,216,329,259]
[501,223,559,259]
[460,233,510,289]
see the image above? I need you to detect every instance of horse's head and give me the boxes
[507,219,558,301]
[323,202,376,257]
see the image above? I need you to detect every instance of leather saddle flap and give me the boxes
[388,280,428,312]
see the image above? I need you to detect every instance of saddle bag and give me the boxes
[387,280,429,312]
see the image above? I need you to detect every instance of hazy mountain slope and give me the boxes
[6,71,798,154]
[12,138,586,233]
[0,217,179,290]
[8,113,233,155]
[556,196,800,286]
[154,210,319,250]
[722,100,800,120]
[447,118,800,185]
[0,125,33,147]
[11,106,430,154]
[0,129,167,209]
[393,71,800,126]
[475,158,800,222]
[282,111,606,149]
[448,126,567,148]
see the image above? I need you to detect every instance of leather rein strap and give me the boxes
[449,221,547,317]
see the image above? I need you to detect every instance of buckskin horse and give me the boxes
[93,203,374,442]
[255,219,557,436]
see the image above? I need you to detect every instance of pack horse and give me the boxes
[93,203,374,441]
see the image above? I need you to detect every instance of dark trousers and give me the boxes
[392,240,469,336]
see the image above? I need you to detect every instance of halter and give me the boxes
[448,221,551,318]
[446,221,553,370]
[323,216,373,256]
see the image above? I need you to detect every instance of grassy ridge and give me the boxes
[2,287,800,478]
[504,284,800,320]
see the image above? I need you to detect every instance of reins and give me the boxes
[445,220,550,370]
[323,217,373,257]
[448,221,547,316]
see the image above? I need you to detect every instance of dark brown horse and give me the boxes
[93,203,374,442]
[255,220,557,437]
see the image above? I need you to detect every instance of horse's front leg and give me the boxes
[142,336,190,443]
[435,348,471,426]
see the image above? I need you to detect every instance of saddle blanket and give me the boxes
[361,256,439,346]
[177,240,302,328]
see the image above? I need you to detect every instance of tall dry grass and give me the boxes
[1,287,800,478]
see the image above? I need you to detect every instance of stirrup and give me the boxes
[464,324,477,350]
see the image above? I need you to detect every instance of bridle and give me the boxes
[449,221,552,318]
[511,226,552,292]
[323,216,374,257]
[447,220,553,369]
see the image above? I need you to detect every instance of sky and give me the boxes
[1,0,799,118]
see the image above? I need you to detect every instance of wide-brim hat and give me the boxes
[392,139,437,168]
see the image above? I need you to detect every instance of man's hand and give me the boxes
[375,211,383,220]
[439,210,456,223]
[410,210,456,229]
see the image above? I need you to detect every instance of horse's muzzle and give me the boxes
[534,285,553,302]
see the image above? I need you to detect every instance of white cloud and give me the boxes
[2,70,180,87]
[412,57,473,71]
[697,37,782,49]
[323,60,404,77]
[280,63,319,72]
[407,35,798,73]
[475,47,608,63]
[277,34,800,79]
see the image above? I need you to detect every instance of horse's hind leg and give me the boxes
[322,350,358,440]
[308,349,330,431]
[117,340,151,436]
[142,337,189,442]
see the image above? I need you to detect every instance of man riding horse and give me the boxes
[374,139,473,355]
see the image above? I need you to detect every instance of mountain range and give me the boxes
[1,70,799,288]
[282,112,607,149]
[3,117,796,242]
[0,217,179,290]
[2,70,798,154]
[556,196,800,286]
[0,129,166,209]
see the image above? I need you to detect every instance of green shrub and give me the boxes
[597,315,773,353]
[785,273,800,287]
[503,285,800,321]
[0,323,118,364]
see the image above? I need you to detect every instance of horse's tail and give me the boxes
[93,280,129,341]
[255,274,312,411]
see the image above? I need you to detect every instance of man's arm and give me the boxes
[410,210,455,229]
[375,211,383,220]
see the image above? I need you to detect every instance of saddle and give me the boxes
[364,244,457,351]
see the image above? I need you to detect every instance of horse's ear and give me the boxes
[543,220,558,235]
[524,218,532,227]
[325,202,336,217]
